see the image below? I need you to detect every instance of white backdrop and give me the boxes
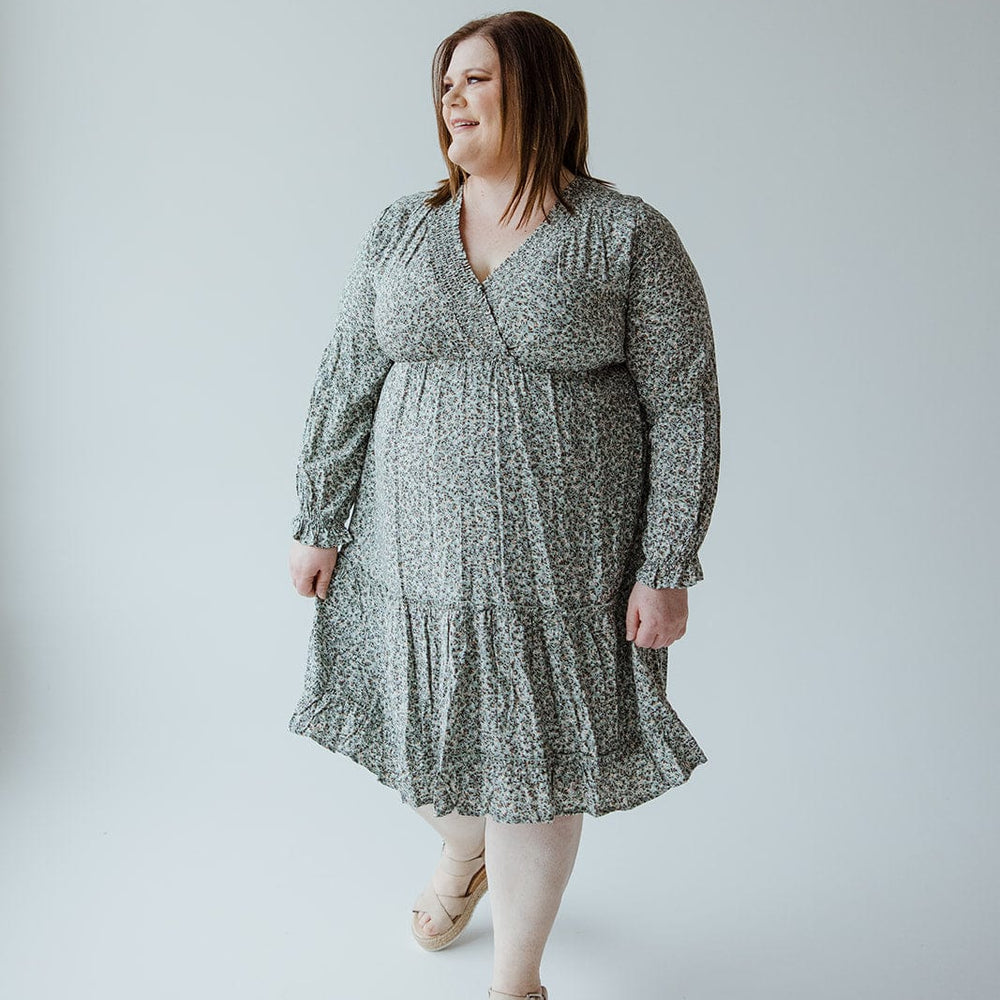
[1,2,997,998]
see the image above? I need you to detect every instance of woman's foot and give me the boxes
[411,840,488,949]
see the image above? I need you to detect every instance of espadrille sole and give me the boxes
[487,987,548,1000]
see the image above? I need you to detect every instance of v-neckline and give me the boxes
[451,175,583,290]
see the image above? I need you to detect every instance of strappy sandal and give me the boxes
[410,840,488,951]
[487,988,548,999]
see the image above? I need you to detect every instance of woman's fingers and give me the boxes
[624,600,640,642]
[289,540,339,597]
[315,562,335,600]
[626,582,689,648]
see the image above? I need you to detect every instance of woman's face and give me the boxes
[441,35,516,178]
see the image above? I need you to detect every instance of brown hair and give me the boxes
[424,10,613,227]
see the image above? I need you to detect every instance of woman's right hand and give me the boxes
[289,540,339,599]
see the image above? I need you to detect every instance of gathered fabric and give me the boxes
[288,175,720,822]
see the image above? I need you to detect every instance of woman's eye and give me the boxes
[443,76,484,93]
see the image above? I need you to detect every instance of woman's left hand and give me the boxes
[625,582,688,649]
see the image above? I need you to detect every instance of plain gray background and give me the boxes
[2,1,997,998]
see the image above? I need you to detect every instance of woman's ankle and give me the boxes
[442,837,486,862]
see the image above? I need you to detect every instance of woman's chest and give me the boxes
[371,209,633,371]
[460,206,548,284]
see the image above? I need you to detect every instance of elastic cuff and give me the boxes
[634,554,704,589]
[290,513,354,549]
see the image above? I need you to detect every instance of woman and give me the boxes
[287,11,721,1000]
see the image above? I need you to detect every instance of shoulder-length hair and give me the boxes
[424,10,613,227]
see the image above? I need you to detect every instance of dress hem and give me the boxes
[288,701,708,824]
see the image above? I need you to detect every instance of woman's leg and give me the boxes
[412,803,488,935]
[487,813,584,996]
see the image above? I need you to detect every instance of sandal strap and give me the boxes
[411,881,457,931]
[411,842,487,930]
[437,848,486,880]
[487,988,547,1000]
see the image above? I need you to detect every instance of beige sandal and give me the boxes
[487,988,548,999]
[410,840,488,951]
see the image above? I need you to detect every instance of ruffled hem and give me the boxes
[634,553,704,589]
[288,560,708,824]
[290,512,354,549]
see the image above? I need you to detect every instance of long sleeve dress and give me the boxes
[287,174,721,824]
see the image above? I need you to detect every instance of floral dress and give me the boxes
[288,174,721,823]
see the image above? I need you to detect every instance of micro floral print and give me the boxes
[288,175,721,823]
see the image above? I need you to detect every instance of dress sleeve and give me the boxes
[290,206,394,548]
[624,198,721,588]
